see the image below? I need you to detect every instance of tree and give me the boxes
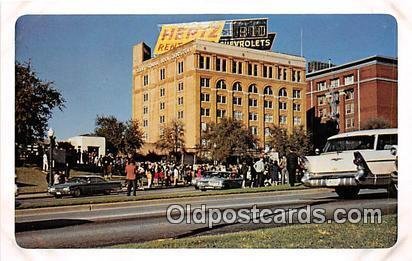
[15,61,65,147]
[155,120,185,160]
[267,125,312,157]
[202,118,257,163]
[361,117,391,130]
[94,115,144,155]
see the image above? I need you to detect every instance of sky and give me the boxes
[15,14,397,140]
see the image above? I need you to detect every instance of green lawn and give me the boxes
[112,214,397,248]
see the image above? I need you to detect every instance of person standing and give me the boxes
[286,148,299,187]
[42,153,48,172]
[240,161,248,188]
[125,160,137,196]
[173,166,179,186]
[253,156,265,187]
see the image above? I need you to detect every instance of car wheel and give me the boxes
[55,195,62,199]
[73,188,81,197]
[200,188,206,191]
[388,182,398,198]
[194,186,199,190]
[103,190,111,195]
[335,187,360,199]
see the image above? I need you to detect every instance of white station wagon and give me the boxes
[301,128,397,198]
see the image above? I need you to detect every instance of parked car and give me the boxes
[48,175,122,198]
[196,171,242,191]
[301,128,397,198]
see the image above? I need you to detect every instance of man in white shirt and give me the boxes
[253,156,265,187]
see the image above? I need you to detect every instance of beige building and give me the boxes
[132,39,306,153]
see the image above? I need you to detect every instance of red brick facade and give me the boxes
[306,56,397,133]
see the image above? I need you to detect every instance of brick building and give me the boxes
[306,55,397,136]
[132,39,306,154]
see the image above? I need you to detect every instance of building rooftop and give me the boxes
[306,55,397,79]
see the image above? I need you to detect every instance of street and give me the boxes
[15,188,397,248]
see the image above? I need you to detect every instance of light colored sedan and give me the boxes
[196,171,242,191]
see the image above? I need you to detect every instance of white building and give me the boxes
[67,135,106,158]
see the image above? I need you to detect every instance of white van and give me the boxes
[301,128,397,198]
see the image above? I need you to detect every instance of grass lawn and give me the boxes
[112,214,397,248]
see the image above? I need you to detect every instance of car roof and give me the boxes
[328,128,397,140]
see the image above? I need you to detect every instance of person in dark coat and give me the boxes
[240,162,249,188]
[286,148,299,186]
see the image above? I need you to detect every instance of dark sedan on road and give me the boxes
[196,171,242,191]
[48,175,122,198]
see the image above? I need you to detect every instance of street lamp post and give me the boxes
[47,128,55,187]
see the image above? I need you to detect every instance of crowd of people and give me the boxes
[121,148,303,196]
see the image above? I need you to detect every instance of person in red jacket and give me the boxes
[125,159,137,196]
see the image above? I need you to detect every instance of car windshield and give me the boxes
[203,172,230,178]
[323,135,375,152]
[68,177,87,183]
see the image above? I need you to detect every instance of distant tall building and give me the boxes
[307,60,335,73]
[132,40,307,154]
[306,55,397,134]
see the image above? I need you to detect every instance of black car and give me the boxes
[48,175,122,198]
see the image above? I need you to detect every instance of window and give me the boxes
[233,82,242,92]
[264,86,273,95]
[293,103,301,112]
[177,111,184,119]
[233,96,242,105]
[293,90,301,99]
[216,79,227,90]
[216,57,226,72]
[199,55,210,69]
[264,100,273,109]
[160,68,166,80]
[200,77,210,88]
[279,115,287,124]
[200,93,210,102]
[344,75,354,85]
[318,95,326,105]
[248,98,258,107]
[345,103,354,115]
[143,93,148,102]
[143,74,149,86]
[265,127,271,136]
[143,119,148,127]
[177,82,184,92]
[330,78,340,88]
[143,132,148,140]
[160,115,165,124]
[279,88,287,97]
[232,60,243,74]
[159,102,165,110]
[377,134,397,150]
[217,109,226,118]
[143,106,148,114]
[177,97,184,105]
[264,114,274,123]
[277,67,282,80]
[293,116,301,126]
[345,89,354,100]
[250,126,258,135]
[248,84,258,93]
[345,118,355,129]
[263,65,272,78]
[249,112,258,121]
[201,108,210,116]
[233,111,243,121]
[160,88,165,97]
[217,95,226,104]
[319,108,327,118]
[177,61,184,74]
[317,81,326,91]
[279,102,287,110]
[324,135,375,153]
[282,68,287,80]
[292,69,301,82]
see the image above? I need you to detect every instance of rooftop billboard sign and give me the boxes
[153,18,276,55]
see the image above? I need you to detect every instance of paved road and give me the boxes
[15,189,396,248]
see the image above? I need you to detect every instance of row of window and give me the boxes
[316,75,355,91]
[143,61,185,86]
[200,78,301,98]
[317,89,354,106]
[200,94,301,111]
[318,103,355,118]
[198,54,303,82]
